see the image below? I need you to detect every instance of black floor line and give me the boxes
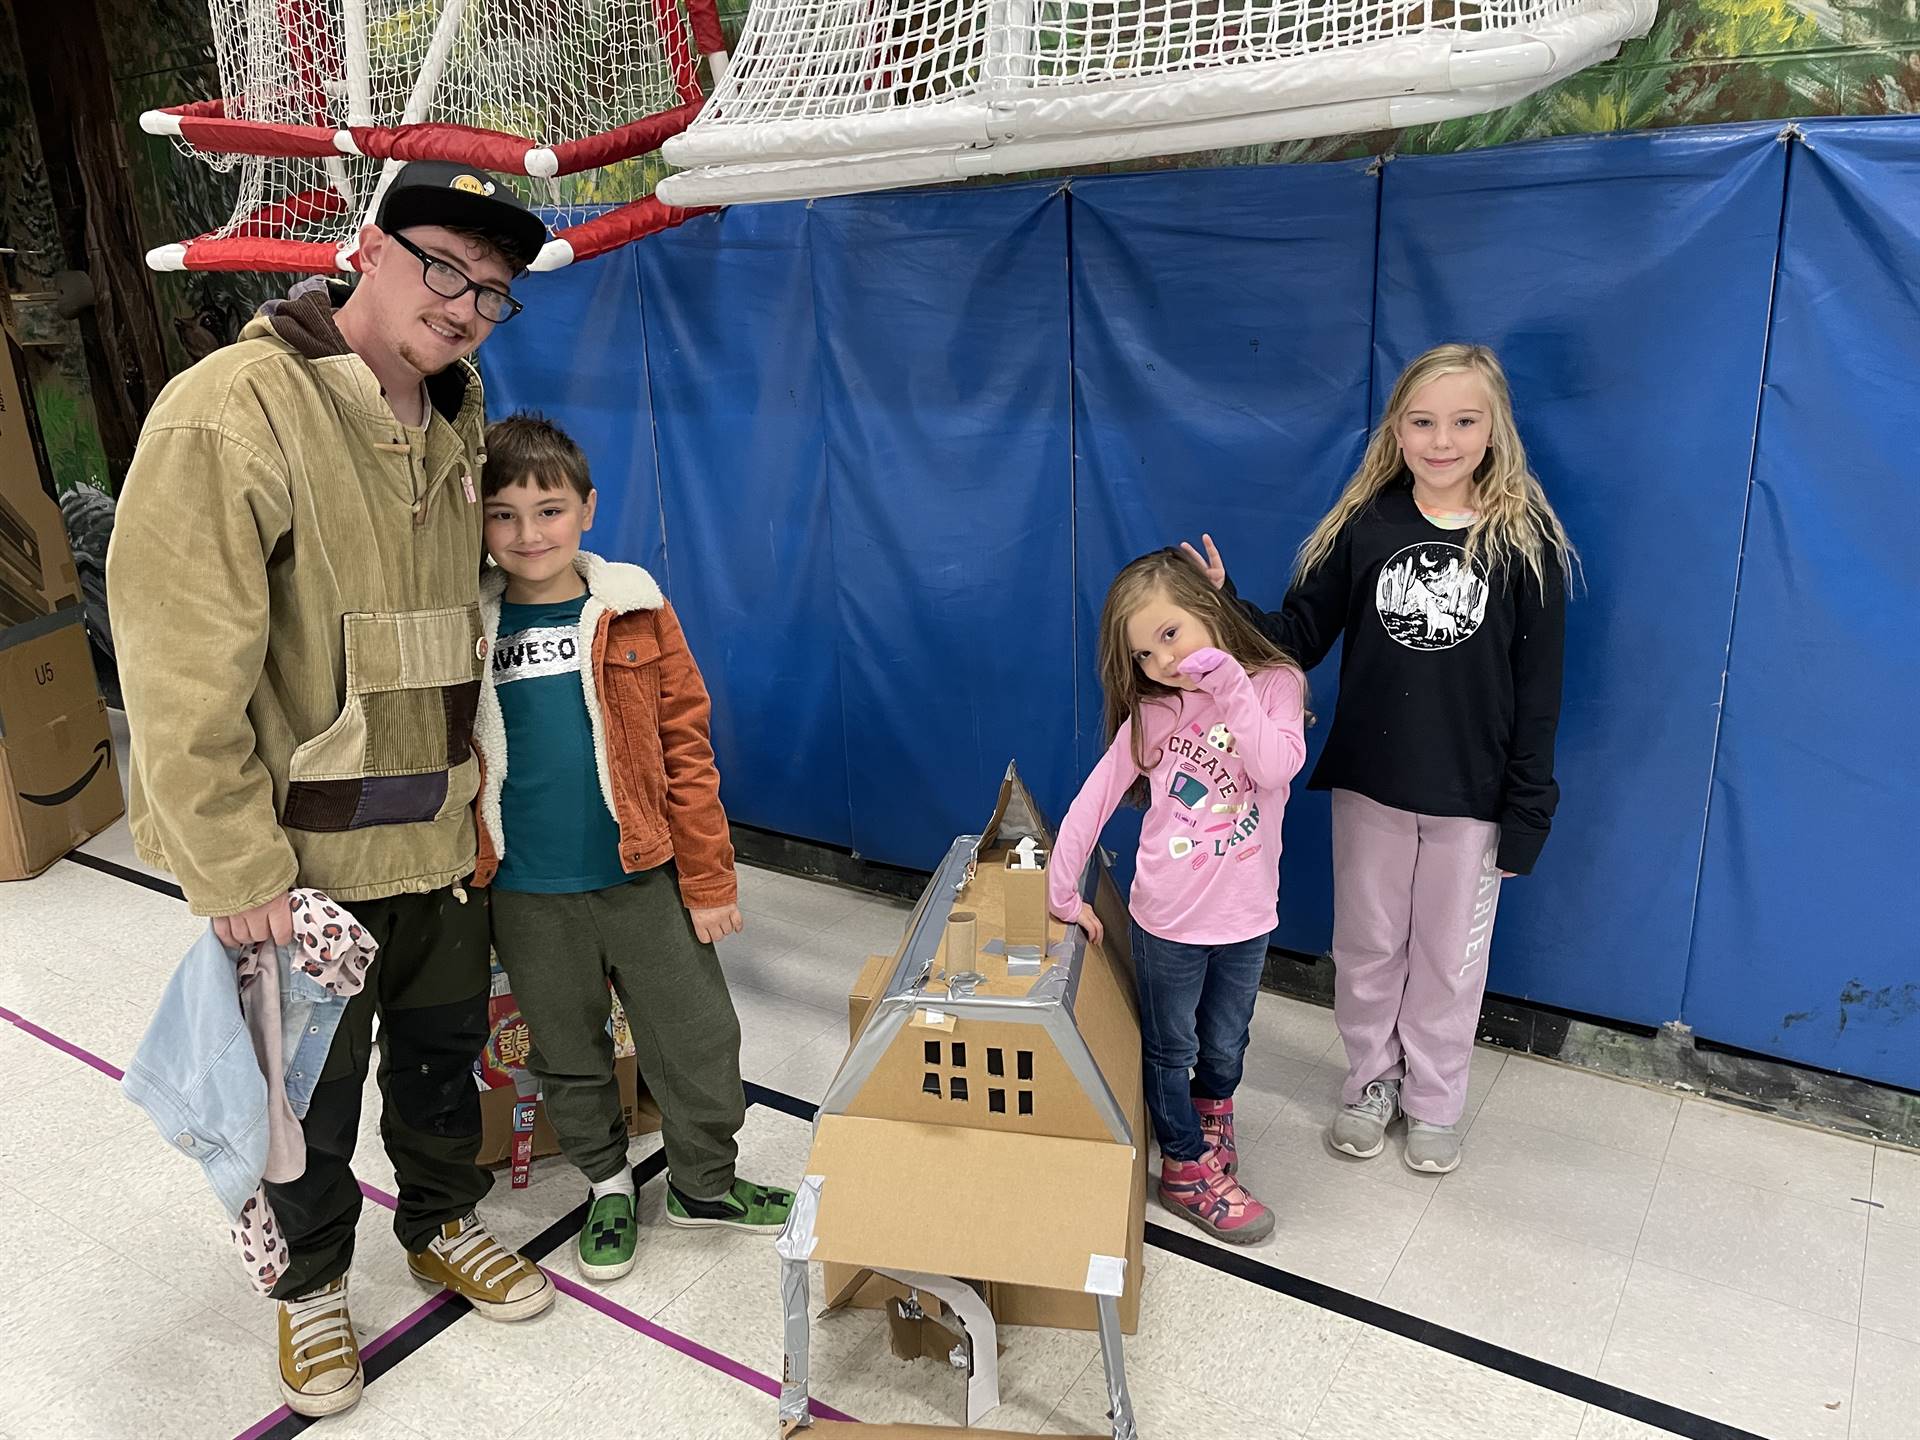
[66,847,187,900]
[745,1078,821,1122]
[1143,1222,1768,1440]
[67,853,1772,1440]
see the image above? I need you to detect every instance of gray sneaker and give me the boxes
[1404,1117,1462,1174]
[1326,1079,1399,1159]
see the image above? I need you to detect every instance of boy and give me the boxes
[473,412,793,1281]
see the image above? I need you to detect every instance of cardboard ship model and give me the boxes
[777,763,1146,1440]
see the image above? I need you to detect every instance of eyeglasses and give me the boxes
[389,232,524,324]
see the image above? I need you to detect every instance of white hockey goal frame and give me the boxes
[657,0,1654,205]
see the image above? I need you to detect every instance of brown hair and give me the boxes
[1098,549,1305,807]
[483,412,591,501]
[443,225,518,275]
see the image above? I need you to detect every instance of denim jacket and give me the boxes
[124,926,353,1219]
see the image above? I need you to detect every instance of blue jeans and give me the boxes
[1129,922,1272,1163]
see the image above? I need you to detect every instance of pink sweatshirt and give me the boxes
[1049,649,1308,946]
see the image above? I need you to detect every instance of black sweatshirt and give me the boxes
[1229,481,1567,874]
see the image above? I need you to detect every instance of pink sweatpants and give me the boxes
[1331,789,1502,1127]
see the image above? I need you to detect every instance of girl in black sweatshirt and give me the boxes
[1186,343,1573,1175]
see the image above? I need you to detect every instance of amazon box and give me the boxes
[0,608,122,880]
[0,295,81,626]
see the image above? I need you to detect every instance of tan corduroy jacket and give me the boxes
[107,286,490,915]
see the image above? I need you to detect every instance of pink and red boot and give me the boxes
[1194,1096,1239,1173]
[1158,1149,1274,1244]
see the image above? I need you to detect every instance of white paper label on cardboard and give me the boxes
[913,1007,955,1031]
[774,1175,824,1261]
[1083,1253,1126,1296]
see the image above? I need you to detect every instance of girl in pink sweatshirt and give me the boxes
[1050,550,1308,1243]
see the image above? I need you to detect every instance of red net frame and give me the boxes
[144,0,729,273]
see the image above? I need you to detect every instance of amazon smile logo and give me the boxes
[18,739,110,807]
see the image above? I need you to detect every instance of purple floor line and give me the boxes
[0,1003,125,1081]
[228,1407,292,1440]
[548,1268,859,1423]
[0,1002,858,1432]
[352,1178,859,1424]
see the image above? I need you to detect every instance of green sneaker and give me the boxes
[577,1190,638,1281]
[665,1177,795,1234]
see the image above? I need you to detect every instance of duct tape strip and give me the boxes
[777,1176,823,1427]
[778,1252,812,1427]
[775,1174,824,1261]
[1097,1292,1139,1440]
[1027,962,1072,1004]
[980,939,1075,959]
[981,937,1075,976]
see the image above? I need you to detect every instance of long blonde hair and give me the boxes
[1098,550,1304,807]
[1297,344,1577,594]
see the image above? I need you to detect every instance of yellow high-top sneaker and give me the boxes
[407,1211,553,1321]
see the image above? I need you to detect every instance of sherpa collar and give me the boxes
[480,550,664,613]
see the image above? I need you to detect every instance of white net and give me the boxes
[704,0,1588,116]
[658,0,1652,201]
[184,0,702,248]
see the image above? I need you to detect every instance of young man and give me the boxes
[108,162,554,1417]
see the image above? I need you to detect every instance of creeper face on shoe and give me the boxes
[578,1190,639,1281]
[665,1178,795,1232]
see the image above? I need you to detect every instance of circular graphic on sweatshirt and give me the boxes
[1375,543,1489,651]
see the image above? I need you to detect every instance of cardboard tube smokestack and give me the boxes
[945,911,977,974]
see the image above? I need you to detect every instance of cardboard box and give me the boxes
[814,765,1147,1346]
[477,1050,659,1168]
[0,296,80,625]
[1000,844,1049,953]
[0,285,110,882]
[848,950,895,1035]
[0,608,122,881]
[474,952,662,1169]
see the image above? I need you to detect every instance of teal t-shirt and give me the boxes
[491,595,630,894]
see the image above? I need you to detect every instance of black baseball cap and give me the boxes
[375,160,549,271]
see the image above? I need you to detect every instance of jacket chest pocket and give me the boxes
[283,606,483,832]
[603,632,665,812]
